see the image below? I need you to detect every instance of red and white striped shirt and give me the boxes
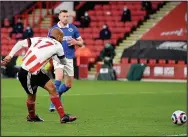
[9,37,64,74]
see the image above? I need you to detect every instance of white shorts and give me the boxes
[53,58,74,76]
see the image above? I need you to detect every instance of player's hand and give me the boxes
[1,55,12,66]
[67,39,78,46]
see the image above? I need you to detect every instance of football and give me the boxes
[171,110,187,125]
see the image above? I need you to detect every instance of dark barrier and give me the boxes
[121,40,187,62]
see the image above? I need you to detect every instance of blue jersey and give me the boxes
[48,22,81,59]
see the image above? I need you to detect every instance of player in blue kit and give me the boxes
[48,10,84,111]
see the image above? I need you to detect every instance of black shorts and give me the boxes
[18,68,50,95]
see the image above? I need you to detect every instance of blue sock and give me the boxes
[59,84,70,95]
[49,80,61,109]
[54,80,61,92]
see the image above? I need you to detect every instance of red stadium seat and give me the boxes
[102,5,110,10]
[178,60,185,64]
[92,27,100,33]
[125,22,134,28]
[98,21,105,27]
[130,58,138,64]
[158,59,166,64]
[94,5,102,10]
[111,39,117,45]
[40,28,48,33]
[88,11,95,16]
[9,39,16,45]
[1,28,8,33]
[82,33,93,39]
[90,15,97,21]
[96,16,104,21]
[168,60,175,64]
[2,39,9,45]
[115,22,124,27]
[83,28,92,33]
[121,58,129,64]
[149,59,156,65]
[33,28,41,33]
[92,33,99,39]
[90,22,98,27]
[95,10,104,16]
[95,40,103,45]
[85,39,95,45]
[140,59,147,64]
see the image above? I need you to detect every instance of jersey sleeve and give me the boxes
[73,25,81,40]
[8,39,30,57]
[56,43,65,57]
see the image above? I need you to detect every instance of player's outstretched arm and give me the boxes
[1,39,29,65]
[67,37,84,47]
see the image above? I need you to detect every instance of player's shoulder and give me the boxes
[30,37,42,42]
[50,24,59,29]
[69,24,78,29]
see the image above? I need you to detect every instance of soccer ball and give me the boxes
[171,110,187,125]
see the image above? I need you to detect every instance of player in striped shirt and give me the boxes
[2,28,77,123]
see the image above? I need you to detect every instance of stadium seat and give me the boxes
[148,59,156,65]
[139,58,147,64]
[168,60,175,64]
[9,39,16,45]
[95,11,104,16]
[92,27,100,33]
[85,39,95,45]
[178,60,185,64]
[121,58,129,64]
[1,28,8,33]
[130,58,138,64]
[96,16,104,21]
[33,28,41,33]
[2,39,9,45]
[40,28,48,33]
[88,11,95,16]
[84,28,92,33]
[158,59,166,64]
[90,22,98,27]
[102,5,110,10]
[82,33,93,39]
[98,21,105,27]
[92,33,99,39]
[94,5,102,10]
[95,40,103,45]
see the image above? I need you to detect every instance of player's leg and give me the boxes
[58,75,73,95]
[17,68,43,122]
[26,94,44,122]
[58,59,74,95]
[43,78,77,123]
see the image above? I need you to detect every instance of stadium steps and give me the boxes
[113,1,181,63]
[39,16,52,28]
[22,9,50,27]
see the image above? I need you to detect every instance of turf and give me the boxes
[1,79,187,136]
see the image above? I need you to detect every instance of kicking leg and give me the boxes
[44,80,76,123]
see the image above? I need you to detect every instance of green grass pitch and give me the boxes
[1,79,187,136]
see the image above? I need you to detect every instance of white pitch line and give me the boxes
[165,134,187,136]
[1,90,185,98]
